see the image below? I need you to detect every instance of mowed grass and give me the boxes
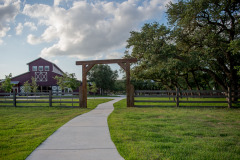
[0,99,112,160]
[108,99,240,160]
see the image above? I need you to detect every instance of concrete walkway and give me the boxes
[26,98,124,160]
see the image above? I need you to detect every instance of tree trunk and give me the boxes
[191,71,200,90]
[200,68,227,90]
[184,74,193,90]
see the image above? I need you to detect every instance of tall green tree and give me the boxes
[88,64,118,95]
[125,0,240,91]
[113,80,126,93]
[66,73,79,91]
[54,73,80,92]
[90,82,98,96]
[167,0,240,91]
[54,74,67,92]
[125,23,199,89]
[23,81,31,94]
[0,73,14,93]
[31,77,38,93]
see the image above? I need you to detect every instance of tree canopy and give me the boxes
[125,0,240,90]
[23,81,31,93]
[87,64,118,94]
[31,77,38,93]
[0,74,15,92]
[54,72,80,92]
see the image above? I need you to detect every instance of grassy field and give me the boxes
[108,99,240,160]
[0,99,112,160]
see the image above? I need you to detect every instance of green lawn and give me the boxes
[108,99,240,160]
[0,99,112,160]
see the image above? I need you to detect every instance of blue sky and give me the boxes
[0,0,170,80]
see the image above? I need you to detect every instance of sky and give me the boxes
[0,0,171,80]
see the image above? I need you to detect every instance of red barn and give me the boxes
[9,57,65,93]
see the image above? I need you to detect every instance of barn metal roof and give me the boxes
[11,81,19,84]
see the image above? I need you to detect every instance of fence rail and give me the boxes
[134,88,240,108]
[0,91,81,107]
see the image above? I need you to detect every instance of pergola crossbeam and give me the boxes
[76,58,137,65]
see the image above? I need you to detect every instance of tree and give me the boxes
[0,73,14,93]
[66,73,79,91]
[54,72,80,92]
[23,81,31,94]
[88,64,118,95]
[125,23,198,89]
[90,82,98,96]
[112,80,125,94]
[125,0,240,92]
[31,77,38,93]
[54,74,67,92]
[167,0,240,91]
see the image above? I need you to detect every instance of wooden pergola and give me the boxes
[76,58,137,108]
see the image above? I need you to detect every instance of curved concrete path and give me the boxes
[26,97,124,160]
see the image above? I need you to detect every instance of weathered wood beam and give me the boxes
[126,62,132,107]
[117,63,127,71]
[76,58,137,65]
[86,64,95,73]
[81,64,87,108]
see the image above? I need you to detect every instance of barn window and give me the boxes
[35,72,47,82]
[39,66,43,71]
[32,66,37,71]
[45,66,49,71]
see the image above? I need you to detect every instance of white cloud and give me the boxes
[46,58,59,65]
[24,22,37,31]
[27,34,42,45]
[23,0,169,59]
[54,0,68,6]
[54,0,62,6]
[15,22,23,35]
[0,0,20,43]
[106,52,124,59]
[0,26,10,37]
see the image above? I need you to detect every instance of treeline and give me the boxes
[125,0,240,91]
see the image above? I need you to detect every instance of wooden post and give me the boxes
[129,84,134,107]
[79,86,82,107]
[228,87,232,108]
[49,90,52,107]
[80,65,87,108]
[176,88,179,107]
[126,62,131,107]
[13,91,16,107]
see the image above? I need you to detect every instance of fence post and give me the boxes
[228,87,232,108]
[13,91,16,107]
[49,90,52,107]
[176,88,179,107]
